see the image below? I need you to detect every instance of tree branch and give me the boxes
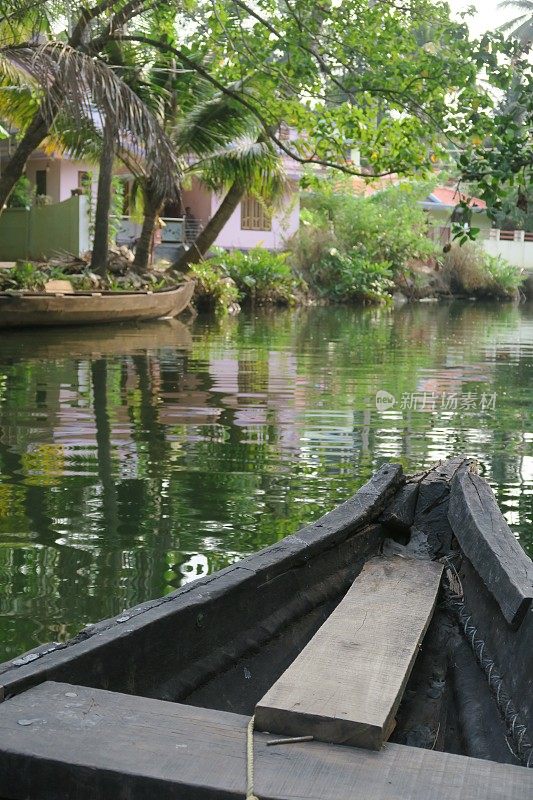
[113,34,401,178]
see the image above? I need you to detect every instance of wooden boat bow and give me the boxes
[0,458,531,798]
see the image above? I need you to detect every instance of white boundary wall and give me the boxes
[481,230,533,274]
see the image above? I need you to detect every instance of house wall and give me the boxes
[179,178,300,252]
[424,206,492,232]
[181,178,212,224]
[24,155,97,203]
[57,160,97,201]
[25,156,61,202]
[211,183,300,251]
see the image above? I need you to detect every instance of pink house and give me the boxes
[118,149,301,257]
[178,166,300,253]
[0,143,97,203]
[1,140,300,258]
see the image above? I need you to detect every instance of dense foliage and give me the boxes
[211,247,301,305]
[287,179,438,302]
[0,1,527,226]
[457,29,532,232]
[188,261,240,312]
[305,250,394,305]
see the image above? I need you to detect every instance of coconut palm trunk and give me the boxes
[173,181,244,271]
[132,185,162,273]
[90,118,116,275]
[0,112,49,210]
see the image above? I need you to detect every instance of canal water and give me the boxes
[0,301,531,661]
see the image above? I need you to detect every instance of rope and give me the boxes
[246,714,260,800]
[443,556,533,767]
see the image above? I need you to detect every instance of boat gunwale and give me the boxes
[1,680,531,800]
[0,284,193,299]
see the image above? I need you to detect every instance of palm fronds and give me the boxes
[497,0,533,41]
[174,86,262,158]
[0,1,53,48]
[1,41,182,197]
[194,138,289,207]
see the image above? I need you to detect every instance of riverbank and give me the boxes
[189,245,528,314]
[0,241,528,322]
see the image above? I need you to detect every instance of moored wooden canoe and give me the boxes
[0,459,531,799]
[0,282,195,328]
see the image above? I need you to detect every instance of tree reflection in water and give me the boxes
[0,304,531,660]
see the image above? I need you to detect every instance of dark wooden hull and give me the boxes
[0,459,531,798]
[0,282,195,328]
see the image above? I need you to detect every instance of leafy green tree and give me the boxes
[115,2,528,243]
[457,37,532,229]
[1,1,521,216]
[123,2,505,178]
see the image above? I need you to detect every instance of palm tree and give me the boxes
[118,53,289,272]
[498,1,533,44]
[0,1,179,216]
[173,136,288,271]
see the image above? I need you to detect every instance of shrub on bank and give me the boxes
[210,247,303,305]
[308,249,394,304]
[483,254,525,297]
[188,260,240,312]
[287,178,439,304]
[328,184,437,273]
[442,244,523,298]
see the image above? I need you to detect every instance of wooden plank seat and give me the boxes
[255,554,443,749]
[0,681,531,800]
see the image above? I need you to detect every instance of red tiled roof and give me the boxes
[430,187,486,209]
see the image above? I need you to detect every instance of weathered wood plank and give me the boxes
[0,465,402,701]
[448,470,533,627]
[411,457,473,556]
[0,681,530,800]
[378,481,419,532]
[255,555,443,749]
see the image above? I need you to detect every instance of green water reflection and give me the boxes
[0,301,531,660]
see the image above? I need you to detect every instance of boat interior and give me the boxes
[0,457,531,799]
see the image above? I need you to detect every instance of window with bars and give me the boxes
[241,195,272,231]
